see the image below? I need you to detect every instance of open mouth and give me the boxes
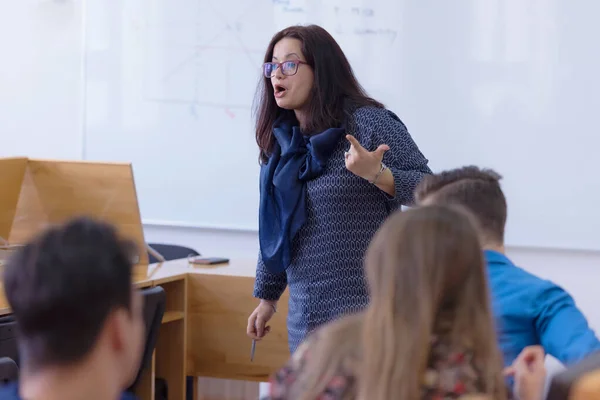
[274,84,287,96]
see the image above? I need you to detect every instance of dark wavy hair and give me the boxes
[253,24,383,163]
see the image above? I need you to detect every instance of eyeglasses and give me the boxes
[263,60,308,78]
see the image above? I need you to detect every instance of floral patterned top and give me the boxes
[265,332,510,400]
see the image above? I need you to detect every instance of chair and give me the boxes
[547,352,600,400]
[0,316,19,385]
[0,316,18,367]
[0,357,18,384]
[146,243,200,264]
[127,286,166,392]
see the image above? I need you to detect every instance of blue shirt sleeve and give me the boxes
[0,382,19,400]
[534,282,600,365]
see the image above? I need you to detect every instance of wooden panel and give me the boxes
[162,311,185,323]
[0,283,8,316]
[186,274,290,381]
[156,319,186,399]
[161,279,186,314]
[0,157,27,241]
[10,159,148,264]
[8,166,50,245]
[155,277,188,400]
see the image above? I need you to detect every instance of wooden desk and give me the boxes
[0,258,290,400]
[143,258,290,379]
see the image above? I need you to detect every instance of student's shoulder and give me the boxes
[0,383,19,400]
[503,262,555,288]
[120,392,139,400]
[505,262,568,300]
[506,262,546,282]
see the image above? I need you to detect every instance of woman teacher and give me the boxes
[246,25,432,353]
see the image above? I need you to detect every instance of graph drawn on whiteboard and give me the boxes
[140,0,401,120]
[141,0,280,120]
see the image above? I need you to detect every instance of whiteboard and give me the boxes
[0,0,84,160]
[84,0,600,251]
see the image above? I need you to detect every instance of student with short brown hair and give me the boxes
[414,166,600,369]
[0,217,144,400]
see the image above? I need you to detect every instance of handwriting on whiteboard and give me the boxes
[334,6,375,17]
[272,2,398,43]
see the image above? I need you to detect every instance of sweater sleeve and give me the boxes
[253,250,288,301]
[353,108,431,207]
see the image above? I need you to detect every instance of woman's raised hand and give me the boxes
[344,135,389,182]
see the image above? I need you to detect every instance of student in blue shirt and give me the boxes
[0,218,144,400]
[414,166,600,368]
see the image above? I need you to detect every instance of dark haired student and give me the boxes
[246,24,431,353]
[415,166,600,369]
[0,217,144,400]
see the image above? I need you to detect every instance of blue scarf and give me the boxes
[259,115,345,274]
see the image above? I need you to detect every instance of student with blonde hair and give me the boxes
[264,206,546,400]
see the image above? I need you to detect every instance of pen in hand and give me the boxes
[248,303,275,362]
[250,323,271,361]
[251,321,259,362]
